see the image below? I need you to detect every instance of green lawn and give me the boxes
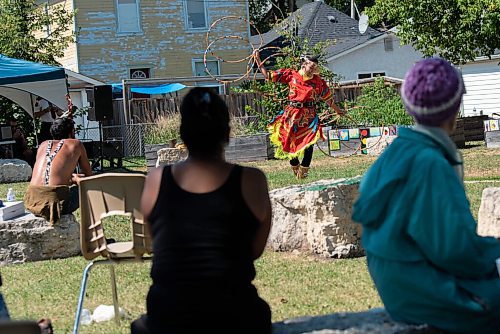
[0,143,499,333]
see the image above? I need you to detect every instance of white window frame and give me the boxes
[357,72,386,80]
[184,0,208,31]
[192,58,223,93]
[116,0,141,33]
[192,58,220,77]
[129,67,152,79]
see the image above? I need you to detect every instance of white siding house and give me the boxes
[460,56,500,117]
[251,2,424,82]
[326,32,424,81]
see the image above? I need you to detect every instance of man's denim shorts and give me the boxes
[0,293,10,319]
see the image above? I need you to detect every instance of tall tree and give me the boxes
[324,0,375,16]
[249,0,293,34]
[0,0,75,65]
[365,0,500,64]
[0,0,75,145]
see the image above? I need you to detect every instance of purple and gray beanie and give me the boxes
[401,58,466,126]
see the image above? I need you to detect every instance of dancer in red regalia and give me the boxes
[254,50,343,179]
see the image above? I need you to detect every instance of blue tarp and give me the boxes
[112,83,186,95]
[0,54,68,115]
[0,54,66,85]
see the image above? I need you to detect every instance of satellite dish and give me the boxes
[358,13,369,34]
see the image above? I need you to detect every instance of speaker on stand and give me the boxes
[88,85,114,122]
[87,85,114,171]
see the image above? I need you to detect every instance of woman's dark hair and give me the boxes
[180,87,230,159]
[300,54,319,64]
[50,117,75,140]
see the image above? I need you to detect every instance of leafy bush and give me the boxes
[339,77,414,127]
[230,110,264,137]
[143,112,181,145]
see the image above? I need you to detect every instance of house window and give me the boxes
[193,60,219,77]
[117,0,141,33]
[358,73,371,79]
[130,68,150,79]
[357,72,386,79]
[185,0,207,30]
[129,68,150,98]
[384,36,394,52]
[193,59,222,93]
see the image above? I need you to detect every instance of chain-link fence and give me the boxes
[78,116,265,159]
[77,123,154,158]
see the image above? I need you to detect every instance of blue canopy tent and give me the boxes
[111,82,186,95]
[0,54,69,117]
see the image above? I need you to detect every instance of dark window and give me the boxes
[384,37,394,52]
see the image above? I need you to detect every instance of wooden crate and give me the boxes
[145,143,171,171]
[463,115,489,141]
[450,119,465,148]
[145,134,274,172]
[225,134,274,162]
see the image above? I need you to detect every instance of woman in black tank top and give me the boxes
[133,88,272,334]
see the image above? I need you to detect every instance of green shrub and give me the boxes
[339,77,414,127]
[230,110,265,137]
[143,112,181,145]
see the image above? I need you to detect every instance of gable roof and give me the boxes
[251,1,383,58]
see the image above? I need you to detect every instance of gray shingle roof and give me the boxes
[250,1,383,58]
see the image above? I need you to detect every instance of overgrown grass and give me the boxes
[0,142,498,333]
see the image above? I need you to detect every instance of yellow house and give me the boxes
[46,0,253,84]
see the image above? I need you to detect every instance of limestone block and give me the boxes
[0,159,32,183]
[156,148,188,167]
[477,187,500,238]
[0,214,80,264]
[268,177,363,258]
[367,136,396,156]
[272,308,436,334]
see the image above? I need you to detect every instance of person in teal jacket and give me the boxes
[352,58,500,334]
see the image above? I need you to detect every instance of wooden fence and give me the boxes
[111,92,264,124]
[108,77,403,125]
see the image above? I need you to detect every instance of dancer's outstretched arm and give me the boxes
[253,50,269,80]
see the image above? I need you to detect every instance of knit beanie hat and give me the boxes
[401,58,465,126]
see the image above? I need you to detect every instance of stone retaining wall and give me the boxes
[0,159,32,183]
[477,187,500,238]
[268,177,363,258]
[273,309,438,334]
[0,214,80,264]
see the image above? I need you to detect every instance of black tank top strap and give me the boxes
[148,166,172,223]
[225,164,243,195]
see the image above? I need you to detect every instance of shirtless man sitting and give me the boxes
[24,117,92,224]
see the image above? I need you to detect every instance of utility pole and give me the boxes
[351,0,355,18]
